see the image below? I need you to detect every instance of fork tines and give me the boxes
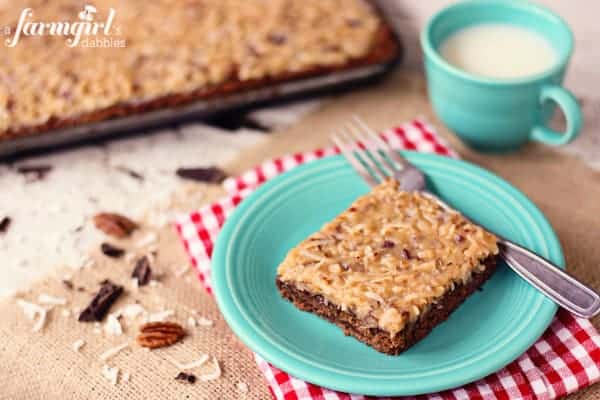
[331,116,410,188]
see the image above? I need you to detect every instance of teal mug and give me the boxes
[421,0,582,152]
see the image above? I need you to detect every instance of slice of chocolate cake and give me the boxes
[276,179,499,355]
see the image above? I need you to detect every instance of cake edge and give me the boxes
[276,255,498,355]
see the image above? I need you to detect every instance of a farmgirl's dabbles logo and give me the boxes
[4,5,126,48]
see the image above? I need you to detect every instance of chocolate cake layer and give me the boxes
[277,256,497,355]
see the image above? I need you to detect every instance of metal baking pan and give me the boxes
[0,31,401,160]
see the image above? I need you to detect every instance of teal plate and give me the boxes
[213,153,563,396]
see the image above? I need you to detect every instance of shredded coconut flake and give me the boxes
[149,279,160,287]
[101,365,119,385]
[165,353,209,370]
[147,309,174,322]
[61,309,71,317]
[104,314,123,336]
[237,382,249,393]
[187,316,197,327]
[119,304,146,319]
[174,264,189,277]
[99,342,129,361]
[298,249,323,261]
[136,232,157,248]
[81,255,96,269]
[76,255,91,270]
[38,293,67,306]
[72,339,85,352]
[32,314,47,332]
[197,317,213,327]
[130,277,139,292]
[17,300,42,319]
[146,250,156,263]
[125,252,137,263]
[16,299,47,332]
[122,371,130,383]
[364,291,385,304]
[200,358,221,381]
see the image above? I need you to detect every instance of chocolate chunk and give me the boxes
[401,249,412,260]
[0,216,11,234]
[267,32,286,45]
[382,240,395,249]
[16,165,52,182]
[62,280,74,290]
[176,166,227,183]
[175,372,196,384]
[209,112,269,131]
[346,18,362,27]
[78,280,123,322]
[115,166,144,181]
[100,242,125,258]
[132,256,152,286]
[247,44,260,57]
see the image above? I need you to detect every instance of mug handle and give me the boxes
[530,85,582,146]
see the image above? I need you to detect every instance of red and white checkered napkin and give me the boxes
[176,120,600,400]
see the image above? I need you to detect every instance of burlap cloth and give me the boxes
[1,69,599,399]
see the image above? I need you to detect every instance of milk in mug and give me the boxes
[439,24,558,79]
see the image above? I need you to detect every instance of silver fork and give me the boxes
[331,116,600,318]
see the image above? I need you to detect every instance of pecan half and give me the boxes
[93,213,138,238]
[137,322,185,349]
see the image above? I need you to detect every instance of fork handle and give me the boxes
[499,239,600,318]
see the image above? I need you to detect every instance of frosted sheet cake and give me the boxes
[276,179,499,354]
[0,0,398,141]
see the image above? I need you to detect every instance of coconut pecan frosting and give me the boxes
[277,179,499,336]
